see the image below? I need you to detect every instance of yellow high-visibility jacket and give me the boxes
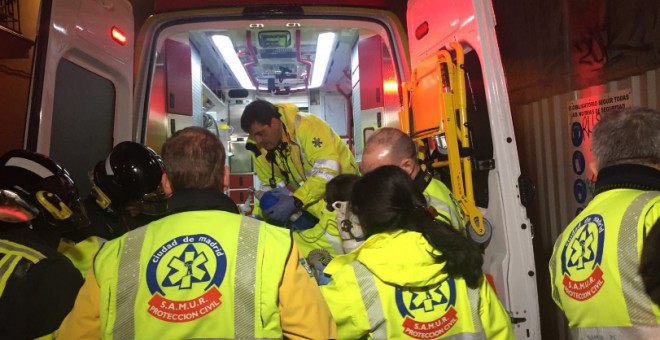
[58,236,105,277]
[58,202,337,339]
[321,230,514,339]
[424,176,465,230]
[251,104,359,219]
[550,187,660,339]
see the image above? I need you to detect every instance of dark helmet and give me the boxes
[91,141,165,213]
[0,149,89,231]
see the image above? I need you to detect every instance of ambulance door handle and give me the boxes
[377,112,382,127]
[376,87,381,103]
[169,93,175,108]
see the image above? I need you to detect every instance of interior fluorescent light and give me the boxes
[212,35,255,90]
[309,32,336,88]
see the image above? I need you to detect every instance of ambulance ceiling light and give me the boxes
[309,32,336,89]
[212,35,256,90]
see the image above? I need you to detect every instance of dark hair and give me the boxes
[325,174,361,211]
[640,218,660,305]
[350,165,483,288]
[161,127,225,191]
[240,99,280,133]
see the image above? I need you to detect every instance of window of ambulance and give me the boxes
[51,59,115,196]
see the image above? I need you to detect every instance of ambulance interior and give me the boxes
[143,19,493,218]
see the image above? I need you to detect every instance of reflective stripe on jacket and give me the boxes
[0,240,46,295]
[424,178,465,229]
[321,230,514,339]
[549,189,660,338]
[94,211,291,339]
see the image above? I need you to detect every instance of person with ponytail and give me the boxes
[321,166,513,339]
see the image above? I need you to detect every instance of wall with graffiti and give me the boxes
[494,0,660,106]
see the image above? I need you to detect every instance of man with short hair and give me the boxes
[549,107,660,338]
[361,127,464,229]
[59,127,337,339]
[241,99,358,256]
[242,100,358,219]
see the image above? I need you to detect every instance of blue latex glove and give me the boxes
[261,187,297,224]
[314,263,332,286]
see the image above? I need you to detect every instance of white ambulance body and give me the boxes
[26,0,540,337]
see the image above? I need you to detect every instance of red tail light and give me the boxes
[415,21,429,40]
[111,26,127,45]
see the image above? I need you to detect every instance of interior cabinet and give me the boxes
[165,39,193,116]
[357,35,384,110]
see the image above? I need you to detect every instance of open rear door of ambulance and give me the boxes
[25,0,134,195]
[405,0,541,337]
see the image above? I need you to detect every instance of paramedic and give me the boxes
[58,127,337,339]
[60,141,166,276]
[241,99,358,255]
[360,127,464,229]
[549,106,660,338]
[0,150,88,339]
[320,166,514,339]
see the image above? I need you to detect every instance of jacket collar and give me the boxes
[413,170,433,192]
[166,189,239,215]
[594,164,660,196]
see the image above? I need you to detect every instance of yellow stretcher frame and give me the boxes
[399,42,485,237]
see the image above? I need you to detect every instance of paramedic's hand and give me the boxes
[262,187,297,224]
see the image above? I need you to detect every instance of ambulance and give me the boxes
[25,0,541,337]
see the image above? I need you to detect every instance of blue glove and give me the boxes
[261,187,297,224]
[314,263,332,286]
